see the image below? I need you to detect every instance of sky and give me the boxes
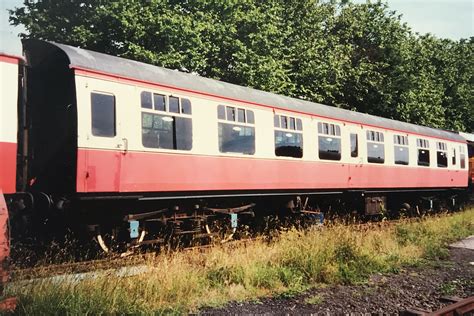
[353,0,473,39]
[1,0,473,52]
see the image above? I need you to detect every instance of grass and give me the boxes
[4,208,473,315]
[305,294,324,305]
[439,279,474,296]
[439,280,458,296]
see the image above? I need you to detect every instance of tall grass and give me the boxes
[5,209,473,315]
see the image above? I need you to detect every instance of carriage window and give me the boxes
[218,105,255,155]
[140,91,165,111]
[436,142,447,168]
[274,114,303,158]
[181,98,192,114]
[142,113,192,150]
[219,125,255,154]
[417,138,430,166]
[350,133,358,158]
[91,92,116,137]
[452,148,456,165]
[318,122,341,160]
[366,130,385,163]
[274,115,280,128]
[226,106,236,121]
[141,91,192,150]
[394,134,409,165]
[246,110,255,124]
[289,117,296,130]
[275,131,303,158]
[153,94,166,111]
[169,96,180,113]
[237,108,246,123]
[281,116,288,129]
[460,145,466,169]
[218,105,226,120]
[141,91,152,109]
[296,119,302,131]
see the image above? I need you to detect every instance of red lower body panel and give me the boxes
[76,148,468,193]
[0,142,17,194]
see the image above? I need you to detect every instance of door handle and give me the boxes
[122,138,128,154]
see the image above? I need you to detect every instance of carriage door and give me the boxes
[347,124,363,188]
[86,90,124,192]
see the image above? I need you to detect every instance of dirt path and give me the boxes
[201,248,474,314]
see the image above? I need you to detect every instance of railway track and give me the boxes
[10,206,472,283]
[404,296,474,316]
[10,236,266,282]
[11,254,149,282]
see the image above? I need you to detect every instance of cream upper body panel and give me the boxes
[0,60,19,143]
[75,72,467,174]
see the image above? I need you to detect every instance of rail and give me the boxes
[403,296,474,316]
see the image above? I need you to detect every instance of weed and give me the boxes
[305,294,324,305]
[206,265,245,287]
[439,281,457,295]
[439,279,474,296]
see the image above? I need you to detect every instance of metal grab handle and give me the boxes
[122,138,128,154]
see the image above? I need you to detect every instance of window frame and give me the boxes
[393,134,409,166]
[460,145,466,169]
[436,141,448,168]
[416,138,430,167]
[350,133,358,158]
[91,91,116,138]
[217,104,256,155]
[274,114,303,158]
[317,121,342,161]
[140,90,193,151]
[366,130,385,164]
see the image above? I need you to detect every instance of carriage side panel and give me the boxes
[0,56,19,194]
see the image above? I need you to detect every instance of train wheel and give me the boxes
[205,222,237,244]
[95,224,152,255]
[95,230,116,254]
[93,225,126,255]
[96,233,109,253]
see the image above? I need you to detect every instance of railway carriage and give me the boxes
[0,44,21,195]
[0,39,472,251]
[0,40,22,310]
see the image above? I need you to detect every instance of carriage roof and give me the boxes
[26,40,465,143]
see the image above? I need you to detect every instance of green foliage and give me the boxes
[333,241,381,284]
[439,280,457,295]
[395,213,474,259]
[206,265,245,287]
[8,0,473,131]
[439,278,474,296]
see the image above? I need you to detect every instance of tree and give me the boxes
[436,38,474,132]
[9,0,473,132]
[10,0,294,93]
